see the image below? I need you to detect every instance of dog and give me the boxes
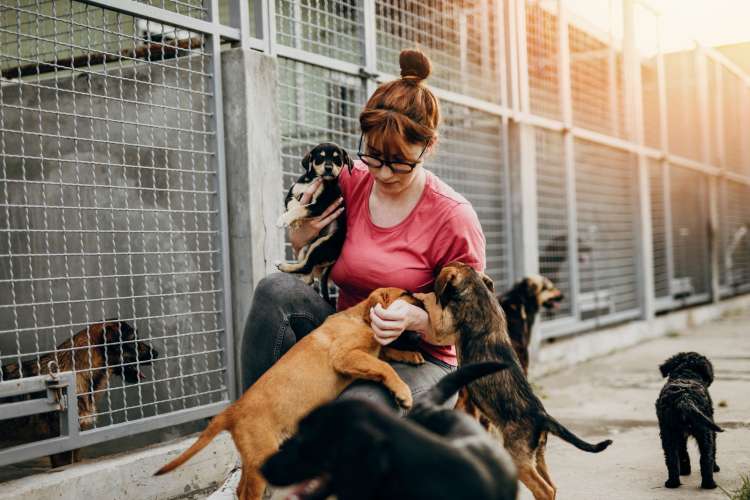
[260,362,518,500]
[656,352,723,489]
[499,275,563,375]
[416,262,612,500]
[0,320,158,467]
[155,287,424,500]
[276,143,353,303]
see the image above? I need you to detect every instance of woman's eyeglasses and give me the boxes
[356,134,429,174]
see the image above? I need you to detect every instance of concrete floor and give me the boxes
[520,310,750,500]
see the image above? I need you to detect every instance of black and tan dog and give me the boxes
[0,320,158,467]
[261,362,518,500]
[417,262,612,500]
[500,275,563,376]
[276,142,353,303]
[656,352,723,490]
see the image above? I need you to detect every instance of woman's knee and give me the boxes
[251,272,301,305]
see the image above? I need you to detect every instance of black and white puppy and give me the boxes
[260,362,517,500]
[656,351,723,490]
[276,143,352,303]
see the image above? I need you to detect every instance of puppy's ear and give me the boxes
[363,288,390,324]
[659,353,684,378]
[435,270,458,308]
[301,151,312,173]
[341,148,354,174]
[333,423,389,499]
[479,272,494,293]
[103,322,123,344]
[693,356,714,386]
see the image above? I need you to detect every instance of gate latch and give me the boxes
[45,361,67,411]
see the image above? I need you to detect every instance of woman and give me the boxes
[210,49,485,498]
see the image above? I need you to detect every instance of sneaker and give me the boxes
[206,462,241,500]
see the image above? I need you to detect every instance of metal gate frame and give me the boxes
[0,0,239,466]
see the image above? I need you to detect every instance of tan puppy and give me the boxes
[155,288,423,500]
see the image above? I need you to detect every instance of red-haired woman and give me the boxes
[209,49,485,499]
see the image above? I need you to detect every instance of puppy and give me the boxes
[276,143,352,303]
[155,288,423,500]
[499,275,563,375]
[261,362,518,500]
[0,320,158,467]
[656,352,723,489]
[417,262,612,500]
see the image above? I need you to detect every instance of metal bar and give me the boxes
[663,161,675,297]
[0,374,50,398]
[496,0,509,108]
[228,0,252,49]
[714,60,726,169]
[702,45,750,86]
[208,1,236,402]
[362,0,378,97]
[539,308,642,340]
[558,0,581,321]
[623,0,655,319]
[0,397,58,421]
[80,0,240,39]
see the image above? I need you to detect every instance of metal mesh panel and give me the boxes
[722,67,746,174]
[664,50,701,161]
[574,139,638,319]
[375,0,502,104]
[277,58,365,297]
[669,165,710,298]
[526,0,560,119]
[276,0,365,64]
[649,159,669,299]
[535,128,572,319]
[431,103,510,290]
[0,2,226,438]
[635,4,660,149]
[720,180,750,294]
[568,2,625,137]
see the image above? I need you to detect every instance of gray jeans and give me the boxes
[240,272,457,414]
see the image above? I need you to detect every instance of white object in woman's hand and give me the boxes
[369,300,428,346]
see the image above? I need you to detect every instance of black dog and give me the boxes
[276,142,352,303]
[260,362,518,500]
[656,352,723,489]
[499,275,563,375]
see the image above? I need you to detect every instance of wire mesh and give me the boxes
[276,0,365,64]
[135,0,208,19]
[0,1,226,446]
[430,103,510,291]
[567,0,625,137]
[669,165,710,299]
[375,0,502,104]
[705,57,721,167]
[720,179,750,295]
[574,139,638,320]
[649,159,669,300]
[664,49,701,161]
[535,127,573,320]
[722,67,745,173]
[525,0,560,119]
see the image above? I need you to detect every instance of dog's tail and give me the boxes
[544,416,613,453]
[678,399,724,433]
[419,362,509,407]
[154,410,231,476]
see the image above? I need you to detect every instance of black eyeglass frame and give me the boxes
[356,134,430,174]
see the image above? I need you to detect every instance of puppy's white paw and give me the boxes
[276,215,288,228]
[274,260,284,269]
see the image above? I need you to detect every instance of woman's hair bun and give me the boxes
[399,49,431,83]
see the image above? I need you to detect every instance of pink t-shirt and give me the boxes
[330,161,486,365]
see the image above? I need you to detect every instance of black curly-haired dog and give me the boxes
[656,352,723,489]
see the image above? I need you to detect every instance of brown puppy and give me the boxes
[0,321,158,467]
[417,262,612,500]
[499,275,563,375]
[155,287,423,500]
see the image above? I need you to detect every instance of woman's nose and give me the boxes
[376,165,394,180]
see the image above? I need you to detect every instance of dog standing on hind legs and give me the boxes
[656,351,723,489]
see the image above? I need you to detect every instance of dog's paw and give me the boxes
[714,463,720,472]
[701,479,717,489]
[393,384,413,409]
[664,479,681,489]
[276,213,292,228]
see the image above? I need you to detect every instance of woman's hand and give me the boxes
[369,299,432,346]
[288,178,345,253]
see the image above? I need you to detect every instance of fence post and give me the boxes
[221,49,285,395]
[623,0,655,320]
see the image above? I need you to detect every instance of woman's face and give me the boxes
[365,140,429,196]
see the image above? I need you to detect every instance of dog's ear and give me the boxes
[692,356,715,386]
[341,148,354,174]
[333,423,389,499]
[103,322,123,344]
[659,353,684,378]
[363,288,390,324]
[301,150,313,173]
[435,269,459,308]
[479,272,495,293]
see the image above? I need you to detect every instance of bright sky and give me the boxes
[562,0,750,55]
